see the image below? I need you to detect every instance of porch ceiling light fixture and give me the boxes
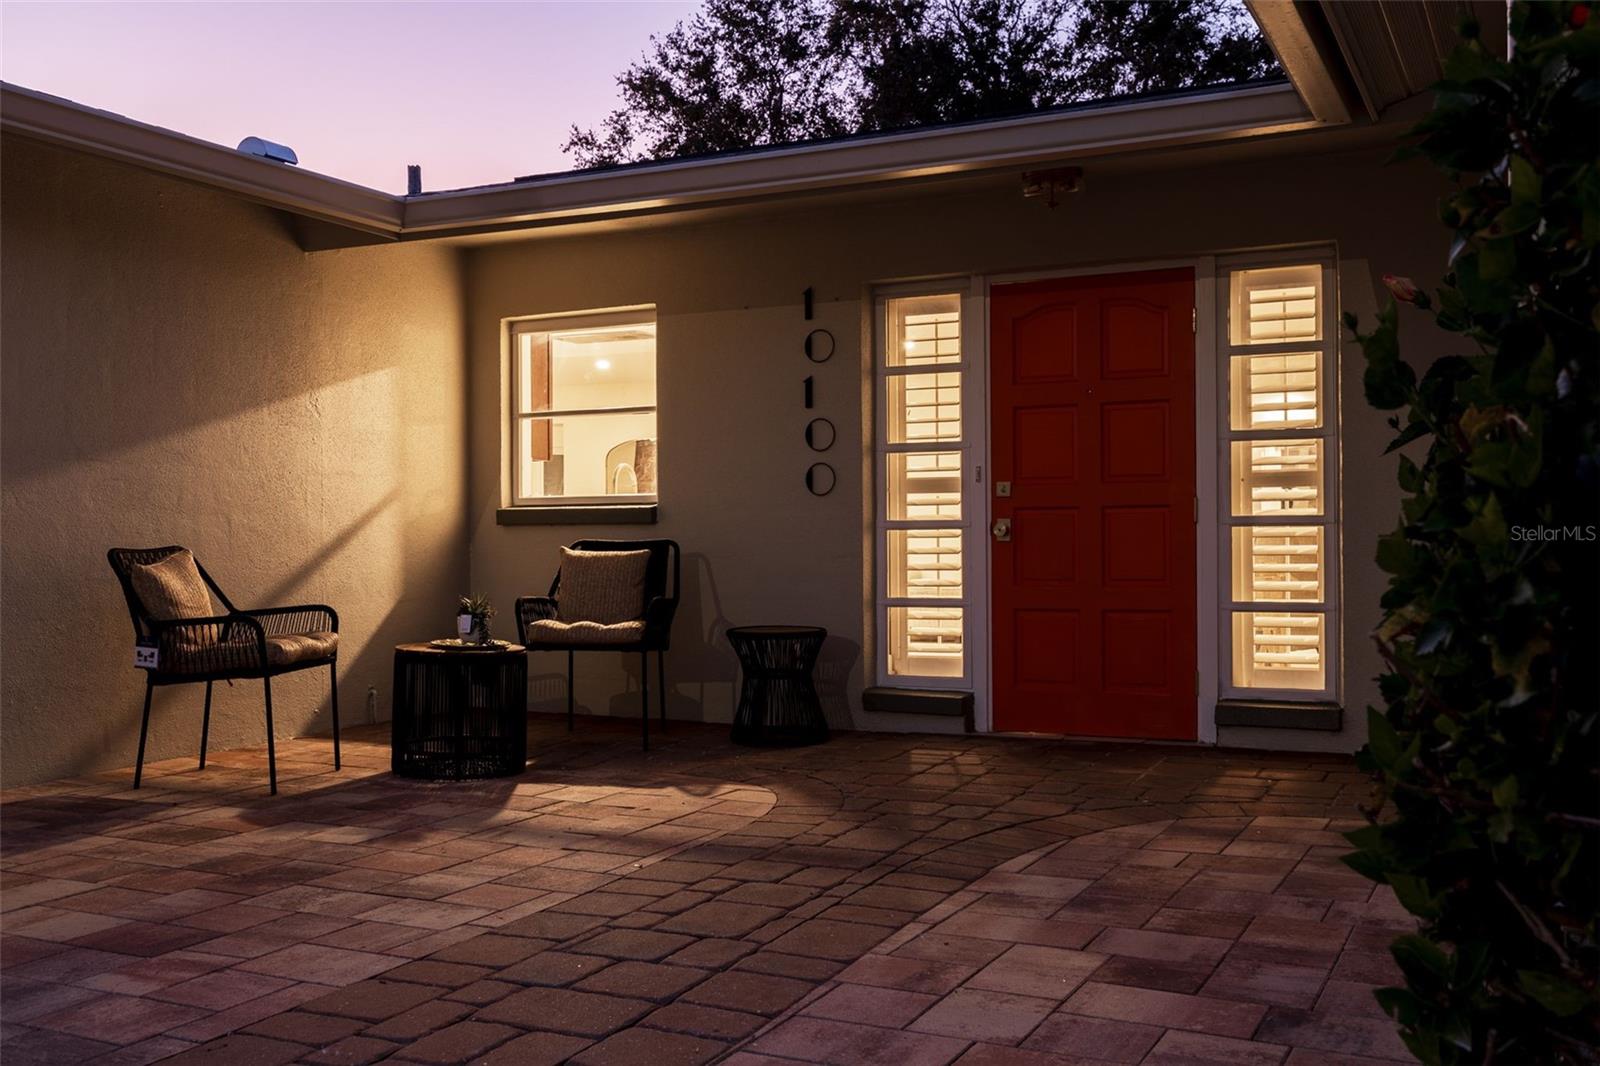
[1021,166,1083,208]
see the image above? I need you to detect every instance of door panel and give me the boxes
[991,269,1197,739]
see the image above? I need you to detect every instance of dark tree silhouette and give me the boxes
[564,0,1278,168]
[1065,0,1274,98]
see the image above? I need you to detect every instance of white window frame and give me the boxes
[506,308,658,508]
[1216,250,1340,703]
[872,280,987,695]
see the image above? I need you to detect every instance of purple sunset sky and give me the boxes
[1,1,700,193]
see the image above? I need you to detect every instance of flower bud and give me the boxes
[1384,275,1421,303]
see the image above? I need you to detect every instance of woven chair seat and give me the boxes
[524,619,646,646]
[165,629,338,674]
[266,630,339,665]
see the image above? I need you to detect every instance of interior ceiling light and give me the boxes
[594,358,612,371]
[1021,166,1084,208]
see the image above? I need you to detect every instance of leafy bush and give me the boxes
[1343,3,1599,1063]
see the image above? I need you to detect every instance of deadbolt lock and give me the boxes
[992,518,1012,542]
[995,481,1012,497]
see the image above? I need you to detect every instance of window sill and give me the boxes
[497,505,658,526]
[863,687,974,731]
[1215,699,1342,731]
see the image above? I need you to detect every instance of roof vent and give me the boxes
[237,137,298,165]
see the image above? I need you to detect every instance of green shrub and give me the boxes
[1343,3,1599,1063]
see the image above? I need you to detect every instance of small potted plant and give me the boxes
[456,595,496,645]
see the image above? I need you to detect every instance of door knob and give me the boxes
[992,518,1012,542]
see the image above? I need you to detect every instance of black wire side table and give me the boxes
[728,626,829,747]
[392,643,527,779]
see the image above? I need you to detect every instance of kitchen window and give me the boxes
[509,311,657,507]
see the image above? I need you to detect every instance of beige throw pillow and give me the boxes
[557,548,650,624]
[129,550,214,620]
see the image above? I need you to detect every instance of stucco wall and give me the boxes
[464,141,1456,753]
[1,135,468,788]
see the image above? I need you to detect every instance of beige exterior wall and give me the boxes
[0,128,1456,781]
[465,141,1456,752]
[1,135,468,788]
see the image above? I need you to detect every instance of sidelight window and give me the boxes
[1220,260,1338,698]
[876,292,974,682]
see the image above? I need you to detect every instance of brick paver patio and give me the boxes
[1,715,1413,1065]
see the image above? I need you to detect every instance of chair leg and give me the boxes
[263,675,278,796]
[641,651,650,752]
[330,662,341,772]
[567,651,575,732]
[658,650,666,726]
[199,681,213,770]
[134,677,154,789]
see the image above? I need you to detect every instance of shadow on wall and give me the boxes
[0,135,468,788]
[816,637,862,732]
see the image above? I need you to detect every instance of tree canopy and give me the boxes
[563,0,1277,169]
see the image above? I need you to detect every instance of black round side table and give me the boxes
[727,626,829,747]
[392,643,528,780]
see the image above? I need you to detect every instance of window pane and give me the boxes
[886,451,961,520]
[530,324,656,412]
[888,529,962,599]
[887,372,961,443]
[517,413,657,500]
[1230,265,1320,345]
[1231,526,1323,602]
[1231,439,1323,516]
[1232,611,1325,690]
[888,606,964,678]
[1230,352,1320,430]
[887,294,960,367]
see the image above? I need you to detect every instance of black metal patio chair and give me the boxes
[516,539,680,750]
[108,546,340,794]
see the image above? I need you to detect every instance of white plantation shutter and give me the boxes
[891,372,962,442]
[879,295,970,682]
[1233,527,1323,602]
[1234,613,1325,689]
[1232,440,1324,515]
[899,607,965,664]
[1244,285,1318,341]
[899,310,960,365]
[1232,352,1320,428]
[890,530,963,599]
[1221,260,1338,701]
[1232,265,1321,345]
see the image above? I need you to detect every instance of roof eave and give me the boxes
[3,80,1332,249]
[0,83,404,237]
[399,82,1320,240]
[1247,1,1361,123]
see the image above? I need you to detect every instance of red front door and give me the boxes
[990,269,1197,739]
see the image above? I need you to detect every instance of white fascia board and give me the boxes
[400,83,1319,237]
[1,83,404,236]
[4,80,1322,244]
[1248,1,1360,123]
